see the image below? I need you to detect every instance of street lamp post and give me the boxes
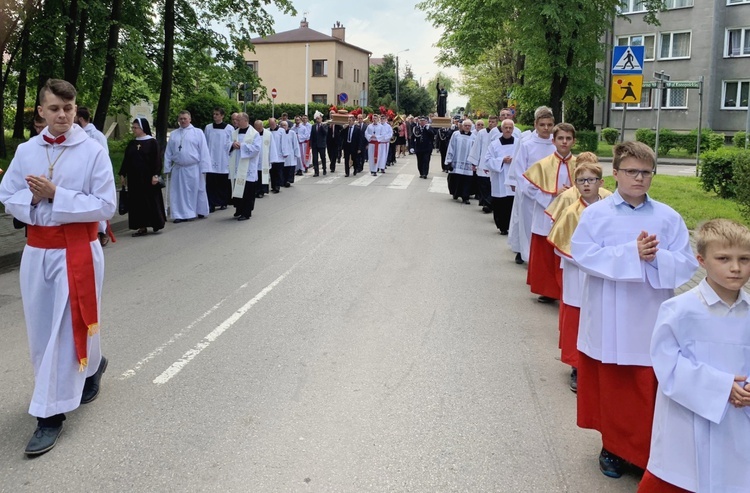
[395,49,409,111]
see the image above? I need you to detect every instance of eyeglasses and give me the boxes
[617,168,655,179]
[575,178,601,185]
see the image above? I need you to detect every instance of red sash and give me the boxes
[27,222,99,371]
[370,139,379,160]
[304,141,311,167]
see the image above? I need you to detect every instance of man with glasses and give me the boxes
[571,141,698,480]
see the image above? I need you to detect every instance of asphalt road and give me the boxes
[0,154,643,492]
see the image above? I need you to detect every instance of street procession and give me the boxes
[1,1,750,491]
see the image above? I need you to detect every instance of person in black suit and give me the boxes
[309,113,328,176]
[326,117,343,172]
[410,116,436,179]
[341,115,363,177]
[356,114,368,174]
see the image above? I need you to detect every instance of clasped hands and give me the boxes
[26,175,55,204]
[637,230,659,262]
[730,376,750,408]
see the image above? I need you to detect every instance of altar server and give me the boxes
[0,79,116,456]
[280,120,299,186]
[468,116,498,212]
[445,120,476,204]
[365,115,387,176]
[638,219,750,493]
[484,119,516,234]
[163,110,211,222]
[229,113,261,221]
[204,107,234,212]
[571,141,698,478]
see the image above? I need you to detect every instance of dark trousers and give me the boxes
[416,151,432,177]
[476,175,492,207]
[283,166,295,185]
[452,174,471,201]
[312,147,326,174]
[327,145,338,170]
[356,147,366,172]
[256,170,266,196]
[492,196,514,232]
[448,172,457,197]
[387,142,396,165]
[233,180,256,218]
[206,173,231,209]
[440,147,449,171]
[270,162,284,191]
[343,147,358,175]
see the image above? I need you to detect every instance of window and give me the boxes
[728,0,750,4]
[660,87,688,108]
[619,0,646,13]
[617,34,656,60]
[353,68,360,83]
[659,31,691,59]
[337,60,344,79]
[312,60,328,77]
[312,94,327,104]
[246,61,258,72]
[722,81,750,108]
[726,28,750,57]
[613,89,652,109]
[665,0,693,8]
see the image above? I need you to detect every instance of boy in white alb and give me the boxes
[638,219,750,493]
[571,141,698,478]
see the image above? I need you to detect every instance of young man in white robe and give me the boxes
[468,116,499,213]
[295,115,312,175]
[163,110,211,223]
[0,79,116,456]
[280,120,300,186]
[445,120,476,204]
[365,115,387,176]
[229,112,261,221]
[267,118,286,194]
[570,141,698,479]
[378,118,393,173]
[506,107,555,265]
[638,219,750,493]
[484,119,516,235]
[203,107,234,212]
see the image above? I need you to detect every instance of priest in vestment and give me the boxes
[254,120,271,196]
[571,141,698,478]
[522,122,577,302]
[0,79,116,456]
[468,116,499,213]
[445,120,476,204]
[203,107,234,212]
[163,110,211,222]
[229,113,261,221]
[280,120,300,186]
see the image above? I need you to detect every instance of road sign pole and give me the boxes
[272,100,275,118]
[653,71,667,172]
[696,76,703,176]
[620,103,628,143]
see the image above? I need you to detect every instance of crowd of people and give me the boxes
[438,103,750,492]
[1,79,750,493]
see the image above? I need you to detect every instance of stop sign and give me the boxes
[271,88,278,99]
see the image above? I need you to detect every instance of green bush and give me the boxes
[734,132,748,148]
[635,128,656,149]
[574,130,598,153]
[601,127,619,145]
[635,128,724,155]
[733,150,750,222]
[699,148,741,198]
[179,94,242,129]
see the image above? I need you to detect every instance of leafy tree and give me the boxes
[417,0,663,122]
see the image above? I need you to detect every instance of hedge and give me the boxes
[635,128,724,155]
[699,147,744,198]
[734,131,748,148]
[574,130,598,153]
[733,150,750,221]
[601,127,619,145]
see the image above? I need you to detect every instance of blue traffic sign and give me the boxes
[339,92,348,103]
[612,45,645,75]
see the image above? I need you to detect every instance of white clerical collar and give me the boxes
[136,135,154,141]
[612,189,650,210]
[698,278,750,310]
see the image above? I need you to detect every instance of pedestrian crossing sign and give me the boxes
[612,46,645,75]
[611,75,643,104]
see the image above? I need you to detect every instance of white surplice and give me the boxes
[506,133,554,259]
[283,129,299,167]
[365,123,387,172]
[229,127,261,197]
[295,123,311,170]
[0,124,116,418]
[446,131,475,176]
[570,190,698,366]
[468,127,498,173]
[164,124,211,219]
[204,123,234,174]
[647,280,750,493]
[484,137,515,198]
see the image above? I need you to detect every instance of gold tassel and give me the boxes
[88,323,100,336]
[79,357,88,372]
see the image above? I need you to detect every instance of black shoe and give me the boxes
[197,214,205,219]
[515,253,524,264]
[323,170,327,175]
[295,170,303,176]
[353,171,358,176]
[482,206,492,213]
[272,189,280,194]
[537,295,556,304]
[81,356,108,404]
[598,448,624,478]
[237,216,251,221]
[500,230,508,235]
[569,368,578,393]
[219,205,228,210]
[284,183,291,188]
[233,211,241,217]
[209,207,216,213]
[371,172,377,176]
[313,173,320,177]
[345,173,349,177]
[330,167,335,172]
[25,424,63,457]
[462,199,471,205]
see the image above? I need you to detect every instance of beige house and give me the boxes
[246,20,371,107]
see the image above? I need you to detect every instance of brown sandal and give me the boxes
[132,229,148,237]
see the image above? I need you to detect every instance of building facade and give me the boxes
[595,0,750,138]
[245,20,371,107]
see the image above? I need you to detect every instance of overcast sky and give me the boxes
[255,0,467,108]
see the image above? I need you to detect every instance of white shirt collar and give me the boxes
[698,278,750,310]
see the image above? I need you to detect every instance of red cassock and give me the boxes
[526,233,561,299]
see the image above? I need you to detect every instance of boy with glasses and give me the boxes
[571,141,698,479]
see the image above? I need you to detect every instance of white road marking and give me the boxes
[316,176,341,185]
[153,268,292,385]
[388,174,415,190]
[428,176,448,194]
[350,174,379,187]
